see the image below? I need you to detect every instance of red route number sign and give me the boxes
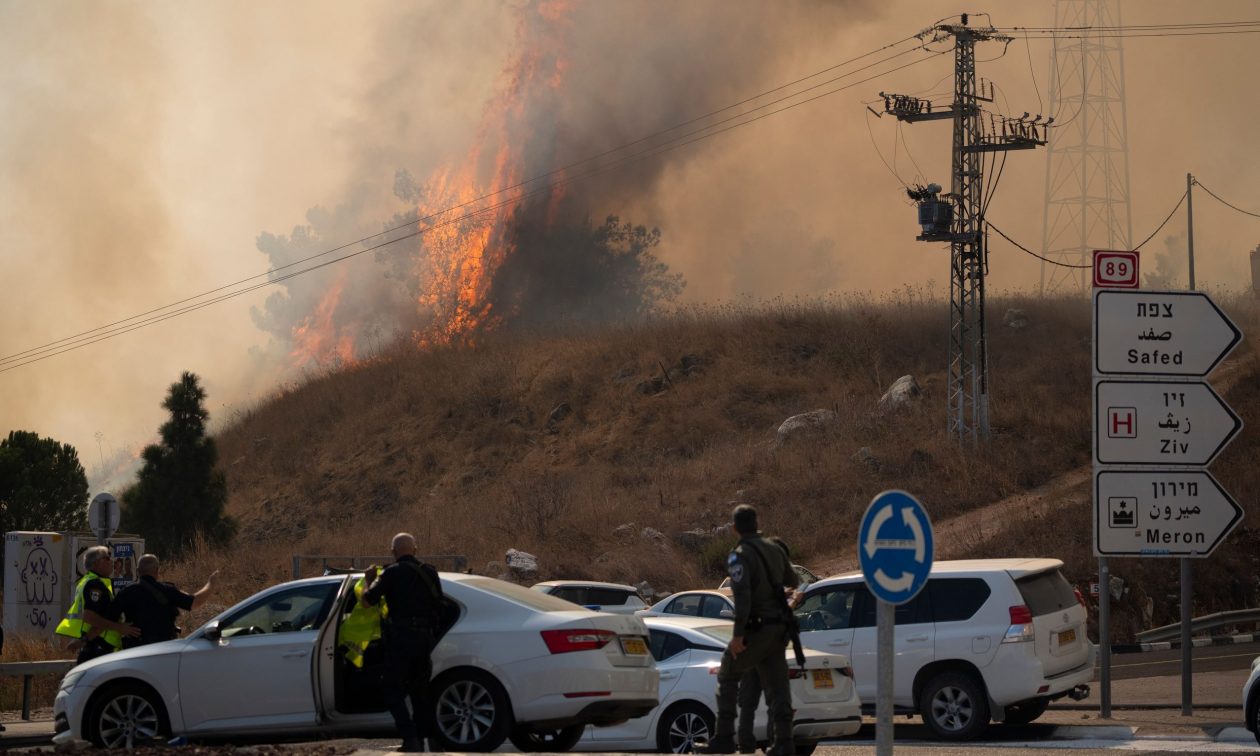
[1093,250,1139,289]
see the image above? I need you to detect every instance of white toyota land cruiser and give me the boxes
[796,558,1093,740]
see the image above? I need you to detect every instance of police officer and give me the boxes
[109,554,218,648]
[702,505,796,756]
[56,546,140,665]
[361,533,444,753]
[736,536,800,753]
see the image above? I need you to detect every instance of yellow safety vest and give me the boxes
[55,573,123,650]
[338,575,388,668]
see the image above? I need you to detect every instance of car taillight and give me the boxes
[1074,587,1087,608]
[839,666,854,678]
[541,629,616,653]
[1002,604,1035,644]
[787,668,806,679]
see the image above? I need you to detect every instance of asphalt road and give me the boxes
[1107,641,1260,679]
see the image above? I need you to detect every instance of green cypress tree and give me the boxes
[0,431,90,534]
[122,372,236,556]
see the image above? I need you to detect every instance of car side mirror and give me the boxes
[719,608,735,620]
[203,621,222,642]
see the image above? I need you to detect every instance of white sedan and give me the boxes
[579,616,862,754]
[54,573,658,751]
[637,589,735,620]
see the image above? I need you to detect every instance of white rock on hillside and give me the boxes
[878,375,922,410]
[775,409,837,445]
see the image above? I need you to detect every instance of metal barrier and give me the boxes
[1135,608,1260,643]
[0,660,75,720]
[291,554,468,580]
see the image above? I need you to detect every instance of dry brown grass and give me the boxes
[201,293,1104,595]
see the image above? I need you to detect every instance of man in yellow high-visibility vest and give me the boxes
[56,546,140,665]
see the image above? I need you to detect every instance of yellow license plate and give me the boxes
[621,637,648,655]
[1058,628,1076,645]
[812,669,834,689]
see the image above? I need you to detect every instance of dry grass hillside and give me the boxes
[157,291,1257,643]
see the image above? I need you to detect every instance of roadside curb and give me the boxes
[1045,723,1255,744]
[1112,632,1256,654]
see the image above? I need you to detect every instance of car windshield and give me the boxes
[462,576,587,612]
[695,623,734,644]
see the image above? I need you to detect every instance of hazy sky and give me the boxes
[2,0,1257,491]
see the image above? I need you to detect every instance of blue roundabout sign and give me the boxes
[858,490,934,605]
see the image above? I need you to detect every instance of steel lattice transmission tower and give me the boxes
[884,18,1046,442]
[1039,0,1135,294]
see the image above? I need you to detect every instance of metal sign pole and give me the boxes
[876,599,894,756]
[1181,559,1192,714]
[1098,556,1111,717]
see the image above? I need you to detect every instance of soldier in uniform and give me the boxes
[361,533,445,753]
[56,546,140,665]
[736,536,800,753]
[702,505,796,756]
[109,554,218,648]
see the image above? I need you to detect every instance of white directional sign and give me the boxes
[1095,381,1243,466]
[1094,290,1242,376]
[1095,471,1243,557]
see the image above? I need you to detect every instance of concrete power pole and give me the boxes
[1039,0,1135,295]
[884,16,1047,442]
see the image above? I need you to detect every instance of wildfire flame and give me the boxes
[285,0,575,362]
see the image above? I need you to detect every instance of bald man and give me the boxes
[362,533,445,753]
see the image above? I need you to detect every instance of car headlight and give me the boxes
[59,670,85,692]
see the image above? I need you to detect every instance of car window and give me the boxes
[549,587,588,605]
[587,587,632,606]
[850,585,930,627]
[220,583,338,637]
[666,594,703,616]
[796,585,857,630]
[699,595,730,619]
[929,578,992,622]
[624,595,647,608]
[1016,570,1078,616]
[648,629,690,661]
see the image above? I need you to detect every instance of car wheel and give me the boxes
[655,701,715,753]
[918,671,990,740]
[84,682,170,749]
[1003,697,1050,725]
[508,723,585,752]
[430,669,512,752]
[794,739,820,756]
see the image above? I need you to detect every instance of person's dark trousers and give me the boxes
[711,626,793,756]
[382,622,436,749]
[736,668,763,752]
[75,639,114,667]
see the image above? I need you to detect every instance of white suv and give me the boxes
[1244,655,1260,745]
[796,558,1093,740]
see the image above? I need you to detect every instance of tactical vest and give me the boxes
[55,573,123,650]
[338,575,388,668]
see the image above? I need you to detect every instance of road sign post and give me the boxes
[1092,283,1243,718]
[87,493,120,546]
[859,491,934,756]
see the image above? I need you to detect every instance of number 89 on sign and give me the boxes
[1093,250,1140,289]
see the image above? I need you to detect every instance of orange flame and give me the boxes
[410,0,575,345]
[289,269,358,368]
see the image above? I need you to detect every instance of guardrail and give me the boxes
[1135,608,1260,643]
[0,660,74,720]
[291,554,469,580]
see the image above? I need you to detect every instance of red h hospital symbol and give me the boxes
[1107,407,1136,438]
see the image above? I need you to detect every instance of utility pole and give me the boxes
[883,15,1047,442]
[1187,172,1196,290]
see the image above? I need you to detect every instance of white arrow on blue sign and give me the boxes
[858,490,934,605]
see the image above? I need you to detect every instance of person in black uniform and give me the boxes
[72,547,141,665]
[361,532,444,753]
[109,554,219,648]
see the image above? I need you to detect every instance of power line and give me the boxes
[3,45,951,373]
[990,189,1190,268]
[1193,179,1260,220]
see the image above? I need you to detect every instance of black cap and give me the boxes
[732,504,759,535]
